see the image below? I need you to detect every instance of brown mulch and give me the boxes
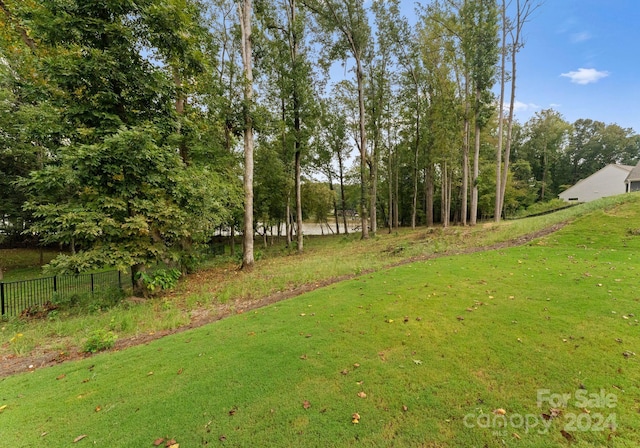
[0,223,564,378]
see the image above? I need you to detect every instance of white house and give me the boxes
[559,164,634,202]
[625,161,640,192]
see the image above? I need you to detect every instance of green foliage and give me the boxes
[82,329,117,354]
[136,268,182,295]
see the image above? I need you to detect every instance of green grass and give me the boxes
[1,195,639,446]
[0,248,63,281]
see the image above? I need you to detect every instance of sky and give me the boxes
[508,0,640,131]
[387,0,640,132]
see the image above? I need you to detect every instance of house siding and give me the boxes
[559,164,634,202]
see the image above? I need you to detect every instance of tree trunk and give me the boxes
[239,0,254,269]
[495,0,507,222]
[470,88,481,226]
[295,149,303,253]
[338,151,348,235]
[462,111,470,225]
[425,163,434,227]
[369,142,378,236]
[131,263,146,297]
[355,56,369,239]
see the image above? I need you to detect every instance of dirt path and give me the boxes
[0,223,564,378]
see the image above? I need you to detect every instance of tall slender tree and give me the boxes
[304,0,371,238]
[239,0,255,269]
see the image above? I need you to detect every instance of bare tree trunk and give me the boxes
[369,143,378,236]
[285,194,291,247]
[500,0,539,214]
[471,88,481,226]
[388,143,394,233]
[411,109,420,229]
[495,0,507,222]
[462,106,470,225]
[295,150,303,253]
[425,164,434,227]
[239,0,254,269]
[337,150,348,235]
[355,56,369,239]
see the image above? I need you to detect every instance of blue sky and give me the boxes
[511,0,640,131]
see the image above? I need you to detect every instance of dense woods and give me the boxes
[1,0,639,284]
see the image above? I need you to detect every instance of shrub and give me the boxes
[136,268,181,295]
[83,329,117,353]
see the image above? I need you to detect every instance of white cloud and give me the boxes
[570,32,591,43]
[510,100,540,113]
[561,68,609,85]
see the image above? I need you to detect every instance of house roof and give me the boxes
[562,164,633,193]
[625,161,640,183]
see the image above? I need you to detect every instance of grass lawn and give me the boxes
[1,196,639,446]
[0,248,63,281]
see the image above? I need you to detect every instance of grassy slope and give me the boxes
[1,196,640,447]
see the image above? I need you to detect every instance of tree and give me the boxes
[239,0,256,269]
[519,109,570,200]
[304,0,371,239]
[258,0,318,253]
[4,0,236,294]
[461,0,499,225]
[496,0,541,221]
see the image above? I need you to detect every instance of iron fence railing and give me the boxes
[0,270,131,317]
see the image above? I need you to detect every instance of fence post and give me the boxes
[118,271,122,289]
[91,273,95,295]
[1,282,5,316]
[53,275,57,293]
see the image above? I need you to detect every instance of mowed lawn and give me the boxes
[1,202,640,447]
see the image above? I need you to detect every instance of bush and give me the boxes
[136,268,181,295]
[83,329,117,353]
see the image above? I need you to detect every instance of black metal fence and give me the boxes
[0,270,131,317]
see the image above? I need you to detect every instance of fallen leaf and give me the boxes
[352,412,360,424]
[402,405,408,412]
[353,363,360,368]
[340,369,349,375]
[357,392,367,398]
[147,371,154,376]
[153,438,165,446]
[513,432,521,440]
[456,316,464,321]
[303,400,311,410]
[0,405,7,413]
[165,439,176,447]
[560,429,575,441]
[413,359,422,365]
[95,406,101,412]
[73,434,87,443]
[177,368,183,375]
[41,432,48,437]
[493,408,506,415]
[300,354,307,360]
[229,409,236,416]
[219,435,227,442]
[56,374,66,380]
